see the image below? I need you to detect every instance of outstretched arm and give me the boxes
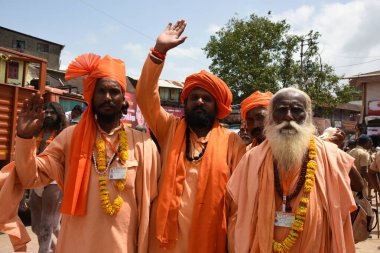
[136,20,188,144]
[15,93,65,188]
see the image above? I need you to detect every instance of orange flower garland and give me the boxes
[272,137,317,253]
[36,129,56,152]
[95,128,128,216]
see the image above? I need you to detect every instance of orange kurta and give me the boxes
[227,137,356,253]
[136,56,246,252]
[14,125,160,253]
[0,162,31,252]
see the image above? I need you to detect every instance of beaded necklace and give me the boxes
[272,137,318,253]
[185,126,208,162]
[273,154,308,212]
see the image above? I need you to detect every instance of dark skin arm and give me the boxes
[349,165,364,192]
[368,169,380,193]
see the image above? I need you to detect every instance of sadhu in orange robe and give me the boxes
[136,55,246,253]
[3,53,161,253]
[227,138,356,253]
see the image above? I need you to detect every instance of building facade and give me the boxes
[0,26,64,70]
[349,71,380,144]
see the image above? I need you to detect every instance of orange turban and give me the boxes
[62,53,127,215]
[240,91,273,120]
[180,70,232,119]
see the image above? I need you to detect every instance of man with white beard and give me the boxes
[227,87,356,253]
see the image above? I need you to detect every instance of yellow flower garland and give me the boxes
[273,137,317,253]
[36,129,56,152]
[95,128,129,216]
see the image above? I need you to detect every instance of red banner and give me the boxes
[121,92,184,134]
[368,100,380,115]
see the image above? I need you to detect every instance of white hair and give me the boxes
[265,87,316,171]
[266,87,313,126]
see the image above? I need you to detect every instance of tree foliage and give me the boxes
[203,13,358,109]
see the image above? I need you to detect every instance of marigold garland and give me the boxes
[36,129,56,152]
[95,127,129,216]
[273,136,317,253]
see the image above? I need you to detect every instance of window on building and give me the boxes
[8,62,19,79]
[159,87,170,101]
[37,43,49,53]
[170,89,180,101]
[12,40,25,51]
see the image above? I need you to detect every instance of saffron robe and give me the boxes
[136,56,246,252]
[14,125,160,253]
[227,137,356,253]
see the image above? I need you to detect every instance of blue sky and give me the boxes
[1,0,379,81]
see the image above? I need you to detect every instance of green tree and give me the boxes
[203,13,357,109]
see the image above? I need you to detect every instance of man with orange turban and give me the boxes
[135,20,246,253]
[13,54,160,252]
[240,91,273,150]
[227,87,355,253]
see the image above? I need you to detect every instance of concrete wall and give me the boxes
[0,27,63,70]
[367,82,380,103]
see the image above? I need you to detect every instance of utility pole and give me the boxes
[300,39,304,82]
[299,37,318,87]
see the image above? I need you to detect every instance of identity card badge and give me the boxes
[109,166,127,180]
[274,211,295,228]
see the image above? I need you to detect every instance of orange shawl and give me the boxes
[240,91,273,120]
[156,120,230,252]
[180,70,232,119]
[62,53,127,215]
[228,138,356,252]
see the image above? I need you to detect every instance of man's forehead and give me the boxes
[45,108,55,112]
[247,106,267,116]
[272,91,307,106]
[96,78,119,86]
[188,87,213,97]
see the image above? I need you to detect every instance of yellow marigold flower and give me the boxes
[120,151,128,161]
[96,139,106,150]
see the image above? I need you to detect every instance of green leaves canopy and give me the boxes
[203,14,357,109]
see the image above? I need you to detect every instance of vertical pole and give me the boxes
[9,87,19,162]
[376,191,379,238]
[22,62,27,87]
[300,39,304,84]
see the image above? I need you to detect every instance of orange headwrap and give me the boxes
[62,53,126,215]
[240,91,273,120]
[180,70,232,119]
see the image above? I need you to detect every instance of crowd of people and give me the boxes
[0,19,379,253]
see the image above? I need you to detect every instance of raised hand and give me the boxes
[154,20,188,55]
[17,92,45,139]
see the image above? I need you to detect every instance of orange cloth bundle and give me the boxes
[180,70,232,119]
[240,91,273,120]
[62,53,126,215]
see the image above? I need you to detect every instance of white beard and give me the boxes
[265,121,316,171]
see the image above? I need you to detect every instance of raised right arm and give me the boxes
[136,20,188,143]
[135,56,173,142]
